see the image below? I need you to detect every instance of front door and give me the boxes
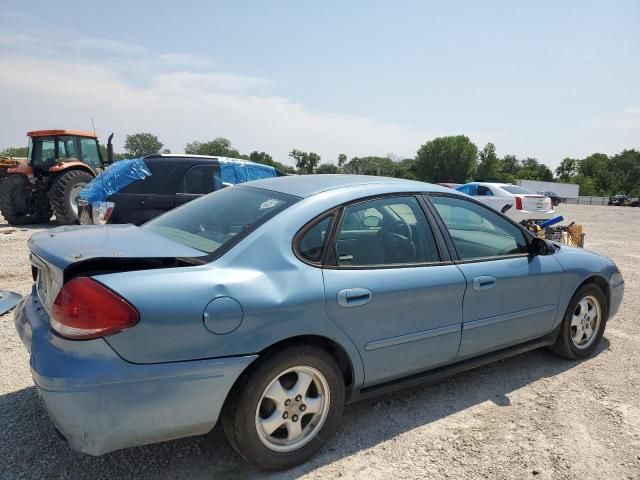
[322,195,466,386]
[428,195,564,358]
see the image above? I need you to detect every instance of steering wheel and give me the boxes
[379,219,416,263]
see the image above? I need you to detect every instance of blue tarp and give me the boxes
[79,159,152,203]
[219,159,277,184]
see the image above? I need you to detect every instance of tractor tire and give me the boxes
[49,170,94,225]
[0,174,50,225]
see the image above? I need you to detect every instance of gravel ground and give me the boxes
[1,204,639,480]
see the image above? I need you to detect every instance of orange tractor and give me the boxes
[0,129,114,225]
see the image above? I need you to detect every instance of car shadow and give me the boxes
[0,339,610,480]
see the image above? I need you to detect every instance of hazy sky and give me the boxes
[0,0,638,168]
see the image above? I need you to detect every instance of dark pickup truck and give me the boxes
[78,154,284,225]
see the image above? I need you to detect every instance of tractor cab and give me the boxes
[27,130,105,174]
[0,129,114,226]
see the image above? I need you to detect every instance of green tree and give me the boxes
[315,163,340,174]
[337,153,347,169]
[578,153,610,194]
[248,151,296,173]
[499,154,520,177]
[555,158,578,181]
[414,135,478,183]
[0,146,28,158]
[289,149,321,174]
[123,132,164,157]
[608,149,640,196]
[185,137,245,158]
[476,142,500,180]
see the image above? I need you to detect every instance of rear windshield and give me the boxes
[501,185,534,195]
[143,186,298,257]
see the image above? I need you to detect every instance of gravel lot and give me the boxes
[1,204,639,480]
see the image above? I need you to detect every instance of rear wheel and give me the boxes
[222,345,345,470]
[0,174,51,225]
[551,284,607,359]
[49,170,93,225]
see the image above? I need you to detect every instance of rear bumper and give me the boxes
[507,210,555,223]
[14,292,256,455]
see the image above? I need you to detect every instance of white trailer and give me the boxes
[516,179,579,200]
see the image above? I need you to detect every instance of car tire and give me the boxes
[222,345,345,471]
[50,170,94,225]
[551,284,608,359]
[0,174,51,225]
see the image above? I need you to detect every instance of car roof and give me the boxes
[144,154,249,164]
[242,174,454,198]
[465,181,510,187]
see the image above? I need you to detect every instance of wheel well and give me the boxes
[579,275,610,311]
[258,335,355,390]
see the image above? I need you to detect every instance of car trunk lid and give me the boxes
[28,224,207,314]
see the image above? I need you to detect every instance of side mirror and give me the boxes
[530,237,555,256]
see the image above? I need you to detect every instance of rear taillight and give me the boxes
[51,277,138,339]
[91,201,114,225]
[515,197,523,210]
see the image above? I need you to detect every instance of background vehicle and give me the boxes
[78,154,284,225]
[538,190,561,206]
[0,129,113,225]
[517,179,579,202]
[455,182,554,222]
[14,175,623,470]
[0,156,27,181]
[608,194,630,206]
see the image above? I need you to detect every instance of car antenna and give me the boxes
[91,118,96,135]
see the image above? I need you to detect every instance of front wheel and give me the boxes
[49,170,94,225]
[222,345,345,470]
[551,284,608,359]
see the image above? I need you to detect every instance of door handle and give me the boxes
[337,288,372,307]
[473,276,496,291]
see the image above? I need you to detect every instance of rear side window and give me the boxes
[297,215,334,263]
[144,186,298,257]
[178,165,219,194]
[476,185,493,196]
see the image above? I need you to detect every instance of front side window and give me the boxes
[334,196,440,267]
[297,215,334,263]
[457,184,477,196]
[430,195,528,261]
[144,186,297,256]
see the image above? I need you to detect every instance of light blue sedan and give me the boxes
[14,175,624,470]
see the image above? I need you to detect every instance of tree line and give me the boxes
[2,132,638,196]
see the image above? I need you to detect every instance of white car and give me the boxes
[455,182,554,222]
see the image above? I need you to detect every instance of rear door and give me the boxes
[109,162,176,224]
[427,195,563,358]
[320,195,466,386]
